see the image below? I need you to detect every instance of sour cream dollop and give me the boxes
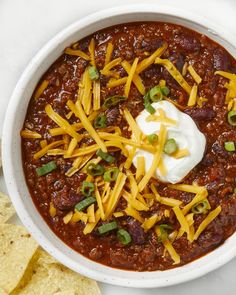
[132,100,206,184]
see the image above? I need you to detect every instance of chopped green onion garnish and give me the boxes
[158,224,173,242]
[103,167,119,182]
[117,229,132,245]
[88,66,99,81]
[81,181,95,197]
[143,85,170,114]
[164,138,178,155]
[36,161,57,177]
[86,163,105,176]
[161,86,170,96]
[228,110,236,126]
[149,86,163,102]
[98,221,118,234]
[145,102,155,114]
[75,197,96,212]
[144,94,155,114]
[103,95,127,109]
[94,113,107,128]
[224,141,235,152]
[191,200,210,214]
[234,188,236,195]
[96,149,115,163]
[147,134,158,145]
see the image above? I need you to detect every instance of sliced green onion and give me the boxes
[144,94,155,114]
[158,224,173,242]
[191,200,210,214]
[88,66,99,81]
[228,110,236,126]
[94,113,107,128]
[103,95,127,109]
[147,134,158,145]
[161,86,170,96]
[234,188,236,195]
[98,221,118,234]
[81,181,95,197]
[86,163,105,176]
[145,102,155,114]
[36,161,57,177]
[149,86,163,102]
[117,229,132,245]
[224,141,235,152]
[75,197,96,212]
[96,149,115,163]
[164,138,178,155]
[103,167,119,182]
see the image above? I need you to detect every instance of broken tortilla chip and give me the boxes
[0,223,38,294]
[12,249,101,295]
[0,192,15,223]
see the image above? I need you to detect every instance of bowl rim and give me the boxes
[2,3,236,288]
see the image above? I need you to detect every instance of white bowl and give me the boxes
[2,4,236,288]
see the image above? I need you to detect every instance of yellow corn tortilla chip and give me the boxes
[0,192,15,223]
[13,249,101,295]
[0,287,7,295]
[0,223,38,294]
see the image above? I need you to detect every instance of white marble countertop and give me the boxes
[0,0,236,294]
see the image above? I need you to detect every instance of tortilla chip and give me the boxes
[0,223,38,294]
[13,249,101,295]
[0,192,15,223]
[0,287,7,295]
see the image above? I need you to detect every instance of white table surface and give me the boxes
[0,0,236,294]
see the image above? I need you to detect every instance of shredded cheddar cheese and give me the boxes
[45,104,83,142]
[63,211,73,224]
[88,38,96,66]
[105,172,127,219]
[173,206,190,236]
[83,209,101,235]
[123,190,149,212]
[125,205,144,223]
[80,67,92,115]
[64,48,90,60]
[142,214,160,232]
[155,58,191,94]
[65,138,78,157]
[95,187,105,221]
[194,206,221,240]
[124,57,139,97]
[171,149,190,159]
[122,60,145,95]
[87,204,95,223]
[101,57,122,74]
[188,84,198,106]
[113,212,124,218]
[67,100,107,152]
[188,65,202,84]
[138,124,167,192]
[136,42,168,74]
[34,140,65,160]
[93,80,101,111]
[104,42,114,66]
[34,80,49,100]
[215,71,236,104]
[107,77,128,88]
[49,202,56,218]
[136,156,145,180]
[21,129,42,139]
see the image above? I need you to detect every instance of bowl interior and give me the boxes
[2,5,236,288]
